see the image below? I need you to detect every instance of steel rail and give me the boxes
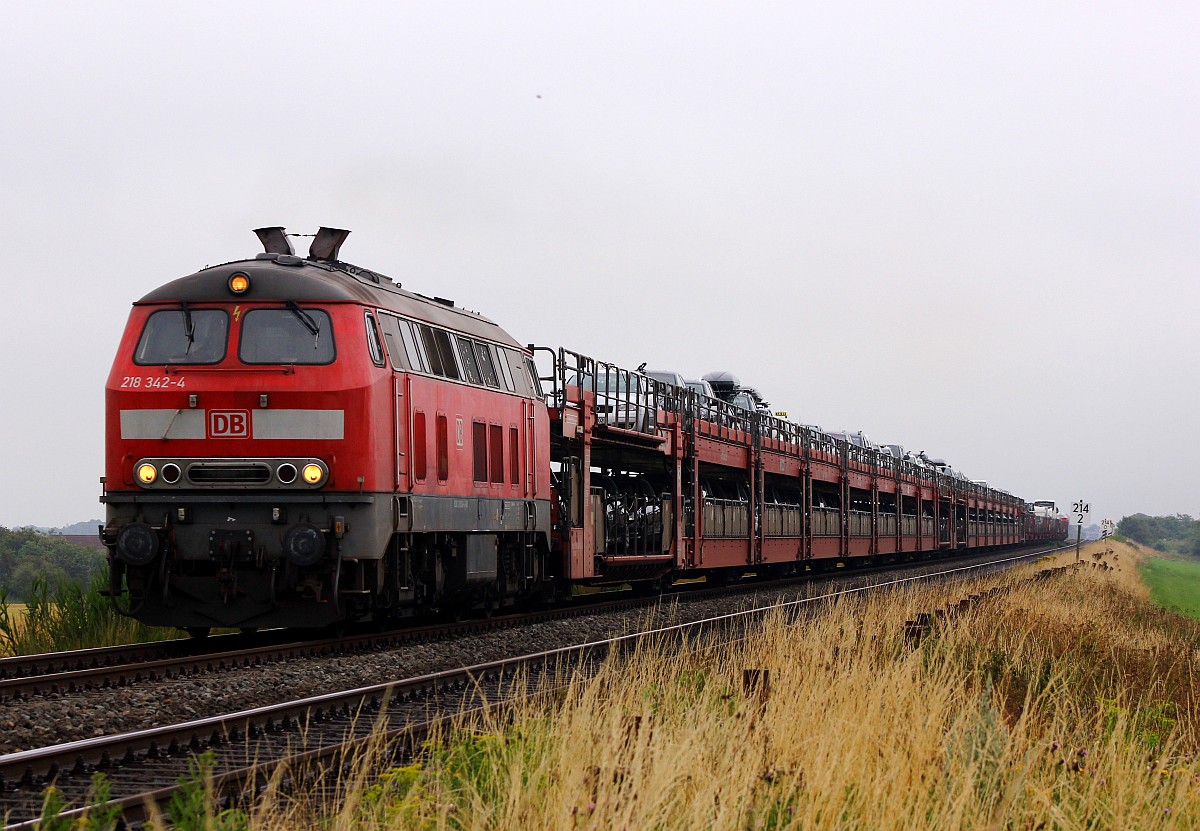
[0,542,1078,829]
[0,542,1066,703]
[0,639,225,682]
[0,626,345,682]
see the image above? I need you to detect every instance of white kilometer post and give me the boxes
[1072,499,1090,562]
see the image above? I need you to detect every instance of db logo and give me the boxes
[209,410,250,438]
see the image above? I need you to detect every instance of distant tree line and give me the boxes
[1117,513,1200,557]
[0,527,107,600]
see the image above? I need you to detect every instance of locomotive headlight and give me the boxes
[136,463,158,484]
[228,273,251,294]
[302,463,324,485]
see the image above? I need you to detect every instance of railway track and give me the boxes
[0,543,1069,705]
[0,543,1076,829]
[0,596,639,704]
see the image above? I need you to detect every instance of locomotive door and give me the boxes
[394,374,411,489]
[523,397,536,498]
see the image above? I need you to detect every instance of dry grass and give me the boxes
[1,603,26,632]
[148,541,1200,830]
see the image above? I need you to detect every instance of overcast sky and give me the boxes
[0,1,1195,529]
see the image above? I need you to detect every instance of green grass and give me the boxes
[0,575,179,656]
[1138,554,1200,620]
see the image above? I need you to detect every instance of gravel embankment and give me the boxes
[0,550,1036,754]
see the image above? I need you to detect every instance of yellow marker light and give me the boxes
[136,463,158,484]
[302,464,324,485]
[228,273,251,294]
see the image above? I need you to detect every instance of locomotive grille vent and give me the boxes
[187,462,272,485]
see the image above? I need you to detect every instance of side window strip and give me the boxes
[367,313,516,394]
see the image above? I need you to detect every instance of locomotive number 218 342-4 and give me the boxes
[120,376,186,389]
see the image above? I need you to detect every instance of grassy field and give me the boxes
[1,602,26,631]
[1138,553,1200,620]
[44,538,1189,830]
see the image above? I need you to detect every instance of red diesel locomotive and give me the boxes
[103,228,551,632]
[101,228,1068,633]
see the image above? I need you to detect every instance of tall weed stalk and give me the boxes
[0,573,176,656]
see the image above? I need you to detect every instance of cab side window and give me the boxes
[364,312,385,367]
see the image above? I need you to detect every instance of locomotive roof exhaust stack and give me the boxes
[309,227,350,261]
[254,226,294,256]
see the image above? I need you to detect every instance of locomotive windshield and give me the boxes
[134,308,228,365]
[239,307,336,364]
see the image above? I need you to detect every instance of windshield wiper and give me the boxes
[180,301,195,356]
[285,301,322,348]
